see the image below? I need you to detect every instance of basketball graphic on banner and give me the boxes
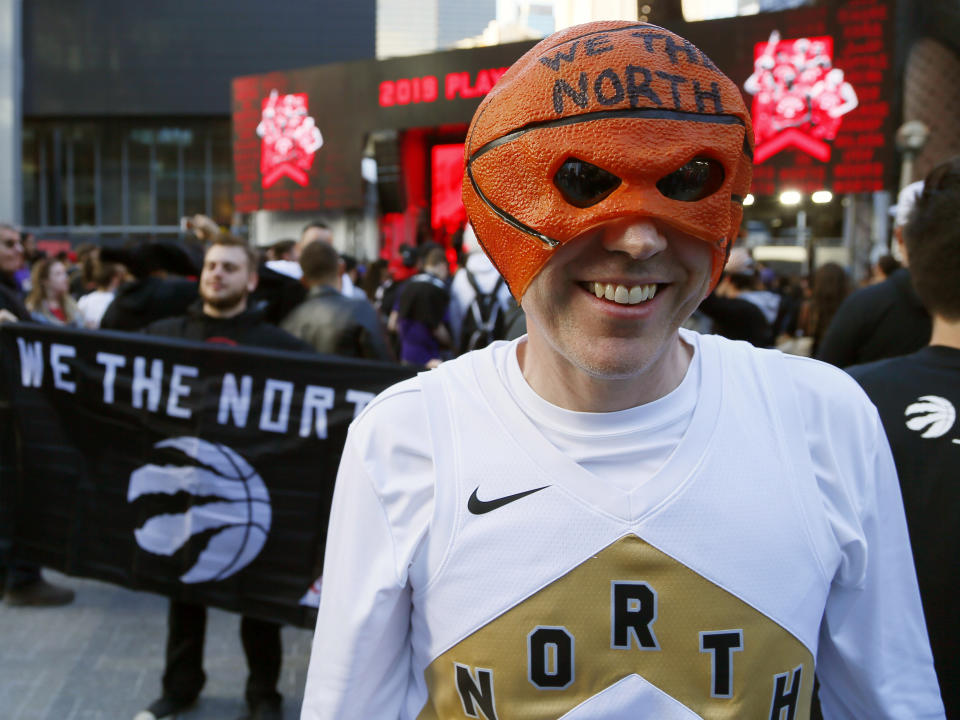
[128,437,272,583]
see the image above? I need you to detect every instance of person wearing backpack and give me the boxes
[449,223,513,355]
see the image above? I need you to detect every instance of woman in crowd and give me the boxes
[802,262,850,356]
[25,257,80,326]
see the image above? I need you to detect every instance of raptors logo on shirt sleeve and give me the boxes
[417,535,813,719]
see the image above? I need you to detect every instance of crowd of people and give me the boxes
[0,214,525,720]
[0,18,955,720]
[0,208,922,384]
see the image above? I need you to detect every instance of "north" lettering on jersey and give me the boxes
[455,663,498,720]
[700,630,744,698]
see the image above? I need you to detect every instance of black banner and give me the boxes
[0,324,415,628]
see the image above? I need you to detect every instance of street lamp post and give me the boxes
[895,120,929,191]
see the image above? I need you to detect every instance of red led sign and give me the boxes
[379,76,439,107]
[379,67,509,107]
[744,0,892,195]
[256,90,323,188]
[745,33,861,164]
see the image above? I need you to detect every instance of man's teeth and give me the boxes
[591,282,658,305]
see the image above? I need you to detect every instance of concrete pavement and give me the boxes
[0,571,314,720]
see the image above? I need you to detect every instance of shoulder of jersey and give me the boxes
[351,374,426,429]
[778,350,878,420]
[700,332,876,420]
[351,353,474,418]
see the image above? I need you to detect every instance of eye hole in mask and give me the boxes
[553,157,622,208]
[656,157,726,202]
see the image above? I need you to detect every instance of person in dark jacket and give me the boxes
[281,239,393,360]
[846,158,960,717]
[816,181,932,367]
[249,261,307,325]
[100,241,200,332]
[394,246,452,366]
[135,235,311,720]
[0,223,75,607]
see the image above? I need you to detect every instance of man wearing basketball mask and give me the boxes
[301,22,943,719]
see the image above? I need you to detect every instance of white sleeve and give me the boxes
[814,409,945,719]
[300,399,435,720]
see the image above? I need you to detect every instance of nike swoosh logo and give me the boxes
[467,485,549,515]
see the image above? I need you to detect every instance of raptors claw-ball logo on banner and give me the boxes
[256,89,324,188]
[744,31,858,164]
[128,437,272,583]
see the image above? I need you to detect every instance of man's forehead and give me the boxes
[205,245,247,264]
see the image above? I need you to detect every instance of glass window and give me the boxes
[128,128,154,226]
[182,123,207,219]
[209,121,234,227]
[156,127,191,226]
[22,118,234,232]
[49,128,67,227]
[69,125,97,227]
[100,122,124,227]
[22,127,40,226]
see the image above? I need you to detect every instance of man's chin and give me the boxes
[202,294,245,313]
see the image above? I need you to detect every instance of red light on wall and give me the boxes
[379,76,440,107]
[431,144,466,232]
[379,67,509,108]
[443,67,508,100]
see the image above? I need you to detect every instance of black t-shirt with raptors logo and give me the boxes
[847,345,960,717]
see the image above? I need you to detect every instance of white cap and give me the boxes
[890,180,925,227]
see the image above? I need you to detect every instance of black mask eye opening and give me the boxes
[656,157,725,202]
[553,157,621,208]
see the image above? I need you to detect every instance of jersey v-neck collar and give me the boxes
[472,330,724,523]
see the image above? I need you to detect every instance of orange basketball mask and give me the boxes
[462,21,754,300]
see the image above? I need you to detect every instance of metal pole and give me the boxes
[0,0,22,224]
[899,150,915,191]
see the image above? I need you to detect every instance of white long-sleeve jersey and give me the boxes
[302,332,944,719]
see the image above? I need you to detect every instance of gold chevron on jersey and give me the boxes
[417,534,813,719]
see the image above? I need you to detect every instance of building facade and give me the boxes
[4,0,376,240]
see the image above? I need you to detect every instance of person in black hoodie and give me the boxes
[846,158,960,716]
[135,235,311,720]
[0,223,76,606]
[816,181,932,367]
[99,241,200,331]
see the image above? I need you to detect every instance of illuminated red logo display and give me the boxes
[256,90,324,188]
[745,32,858,164]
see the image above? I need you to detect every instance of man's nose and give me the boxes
[600,218,667,262]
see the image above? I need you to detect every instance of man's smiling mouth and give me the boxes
[583,282,660,306]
